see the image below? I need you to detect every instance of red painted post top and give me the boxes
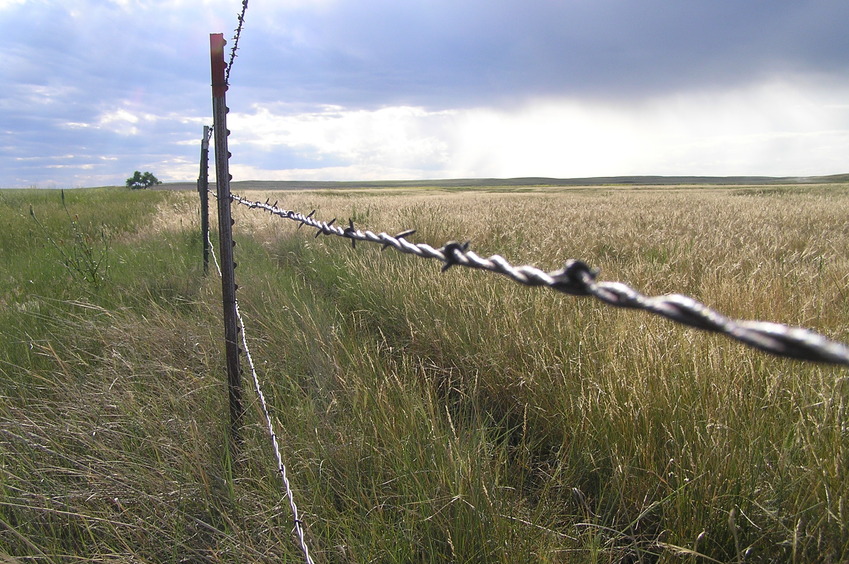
[210,33,228,98]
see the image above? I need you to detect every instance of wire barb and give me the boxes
[344,219,357,248]
[548,260,596,296]
[229,192,849,366]
[439,241,471,272]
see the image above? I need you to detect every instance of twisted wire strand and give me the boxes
[207,231,315,564]
[207,231,222,277]
[234,304,315,564]
[225,0,249,84]
[230,192,849,366]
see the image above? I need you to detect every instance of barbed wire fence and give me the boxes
[198,6,316,562]
[204,9,317,562]
[206,231,315,564]
[228,193,849,366]
[201,186,849,561]
[198,3,849,562]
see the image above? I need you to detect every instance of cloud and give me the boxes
[221,78,849,180]
[238,0,849,108]
[228,104,455,174]
[2,1,849,187]
[490,81,849,177]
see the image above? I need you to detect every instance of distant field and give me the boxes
[2,183,848,561]
[157,172,849,192]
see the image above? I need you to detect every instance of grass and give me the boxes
[1,184,848,562]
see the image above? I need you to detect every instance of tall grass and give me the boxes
[1,184,848,562]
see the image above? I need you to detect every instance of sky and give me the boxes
[2,0,849,188]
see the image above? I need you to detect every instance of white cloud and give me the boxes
[216,78,849,180]
[60,107,149,135]
[21,84,78,105]
[155,156,199,182]
[4,2,849,187]
[447,79,849,178]
[60,105,202,138]
[229,104,456,174]
[100,108,141,125]
[228,163,437,182]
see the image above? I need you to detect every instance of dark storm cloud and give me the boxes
[239,0,849,108]
[2,0,848,186]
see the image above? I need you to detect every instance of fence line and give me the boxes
[200,6,847,559]
[228,192,849,367]
[207,232,315,564]
[208,16,318,563]
[210,32,244,449]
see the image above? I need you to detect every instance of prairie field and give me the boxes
[1,183,848,562]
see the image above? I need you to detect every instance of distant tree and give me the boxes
[126,170,162,189]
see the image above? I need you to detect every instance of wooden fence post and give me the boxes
[198,125,210,274]
[210,32,244,450]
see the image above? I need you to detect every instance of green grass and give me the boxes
[1,184,848,562]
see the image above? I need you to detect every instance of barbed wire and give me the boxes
[207,231,222,277]
[235,304,315,564]
[207,231,315,564]
[229,192,849,366]
[225,0,249,85]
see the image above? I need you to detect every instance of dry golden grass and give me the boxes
[226,183,849,561]
[232,184,849,331]
[3,184,848,562]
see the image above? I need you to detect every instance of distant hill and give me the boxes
[159,174,849,191]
